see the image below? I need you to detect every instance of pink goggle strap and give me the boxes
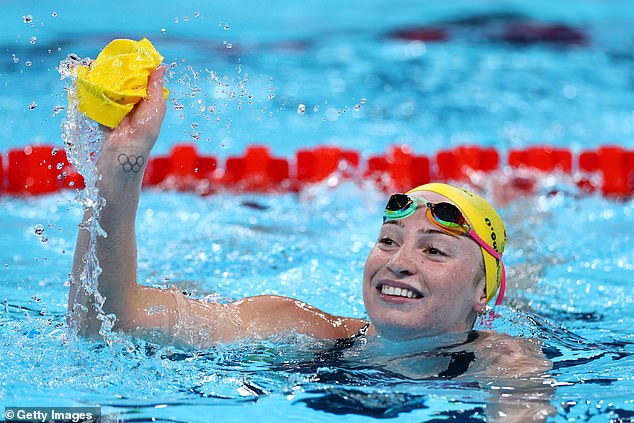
[467,228,506,306]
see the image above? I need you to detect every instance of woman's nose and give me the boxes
[386,247,416,276]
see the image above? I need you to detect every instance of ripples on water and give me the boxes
[0,183,632,421]
[1,1,634,421]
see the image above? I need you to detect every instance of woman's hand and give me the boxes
[101,66,167,156]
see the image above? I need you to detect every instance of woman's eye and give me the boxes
[424,246,445,256]
[379,236,395,246]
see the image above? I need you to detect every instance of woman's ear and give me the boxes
[472,277,487,314]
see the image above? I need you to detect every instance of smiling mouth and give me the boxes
[378,284,423,299]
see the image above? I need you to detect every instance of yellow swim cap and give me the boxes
[73,38,169,128]
[407,182,507,304]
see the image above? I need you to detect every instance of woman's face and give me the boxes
[363,191,487,340]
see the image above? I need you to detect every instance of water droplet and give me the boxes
[31,295,41,302]
[325,107,339,121]
[34,224,45,236]
[194,12,200,18]
[28,102,37,110]
[51,147,59,155]
[25,61,32,67]
[52,105,65,115]
[161,28,166,34]
[174,17,179,23]
[224,25,230,30]
[183,16,190,22]
[29,36,37,44]
[313,105,319,113]
[297,104,306,115]
[40,236,48,244]
[360,98,367,104]
[354,104,361,111]
[22,15,33,24]
[12,54,19,64]
[51,11,57,17]
[56,163,64,170]
[225,42,233,49]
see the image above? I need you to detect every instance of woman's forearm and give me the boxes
[68,145,148,335]
[68,67,166,336]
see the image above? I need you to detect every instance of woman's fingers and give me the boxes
[147,66,167,101]
[115,66,167,145]
[134,66,167,119]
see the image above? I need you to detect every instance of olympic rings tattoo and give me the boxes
[118,154,145,173]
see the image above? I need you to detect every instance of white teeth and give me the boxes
[380,284,420,299]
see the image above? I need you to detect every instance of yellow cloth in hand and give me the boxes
[74,38,169,128]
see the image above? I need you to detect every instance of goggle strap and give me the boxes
[495,261,506,305]
[467,228,506,305]
[467,228,502,260]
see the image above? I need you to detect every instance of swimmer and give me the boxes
[68,69,554,418]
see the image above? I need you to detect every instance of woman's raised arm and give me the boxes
[67,67,366,346]
[68,66,169,336]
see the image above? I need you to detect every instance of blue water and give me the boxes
[1,1,634,422]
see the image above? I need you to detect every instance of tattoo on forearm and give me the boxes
[118,154,145,173]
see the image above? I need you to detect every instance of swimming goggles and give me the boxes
[383,193,506,304]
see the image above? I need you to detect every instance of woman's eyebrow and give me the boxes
[417,228,458,238]
[383,220,457,238]
[382,220,403,227]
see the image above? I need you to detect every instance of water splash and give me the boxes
[58,54,124,349]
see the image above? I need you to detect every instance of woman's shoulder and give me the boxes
[467,330,552,377]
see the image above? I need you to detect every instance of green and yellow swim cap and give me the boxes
[407,182,507,304]
[73,38,169,128]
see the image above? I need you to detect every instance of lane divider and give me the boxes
[1,144,633,198]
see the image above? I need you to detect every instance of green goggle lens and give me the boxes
[383,193,468,234]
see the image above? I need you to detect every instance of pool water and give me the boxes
[1,0,634,422]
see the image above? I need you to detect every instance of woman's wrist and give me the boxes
[96,145,150,194]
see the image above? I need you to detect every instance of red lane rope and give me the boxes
[1,143,633,198]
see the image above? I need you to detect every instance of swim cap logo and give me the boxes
[484,217,499,252]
